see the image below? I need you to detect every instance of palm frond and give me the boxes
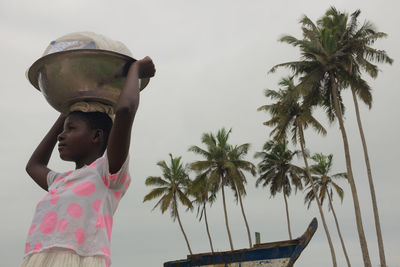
[143,187,169,202]
[145,176,168,186]
[188,145,210,159]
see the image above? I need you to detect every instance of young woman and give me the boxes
[21,57,155,267]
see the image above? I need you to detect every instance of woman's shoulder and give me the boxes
[87,156,106,168]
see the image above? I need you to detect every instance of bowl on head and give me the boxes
[27,49,149,114]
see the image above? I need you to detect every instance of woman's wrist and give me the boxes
[128,61,140,76]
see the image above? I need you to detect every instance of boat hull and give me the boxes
[164,218,317,267]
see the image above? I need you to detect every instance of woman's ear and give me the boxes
[92,129,104,144]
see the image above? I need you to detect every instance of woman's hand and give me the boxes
[134,56,156,79]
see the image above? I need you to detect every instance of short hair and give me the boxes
[68,111,113,153]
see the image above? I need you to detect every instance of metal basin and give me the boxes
[27,49,149,113]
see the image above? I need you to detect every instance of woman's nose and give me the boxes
[57,131,66,141]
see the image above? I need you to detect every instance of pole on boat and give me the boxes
[255,232,260,245]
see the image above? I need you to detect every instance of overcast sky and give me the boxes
[1,0,399,266]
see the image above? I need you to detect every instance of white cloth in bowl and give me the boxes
[42,31,132,57]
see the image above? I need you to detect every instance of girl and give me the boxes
[21,56,155,267]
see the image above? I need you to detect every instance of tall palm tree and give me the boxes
[318,9,393,266]
[227,143,257,248]
[304,153,351,267]
[189,173,216,253]
[257,77,338,266]
[143,154,194,255]
[268,7,394,265]
[189,128,236,250]
[189,128,255,250]
[254,140,304,240]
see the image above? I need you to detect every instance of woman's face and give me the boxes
[57,115,94,162]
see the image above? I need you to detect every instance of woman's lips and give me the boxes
[58,144,66,151]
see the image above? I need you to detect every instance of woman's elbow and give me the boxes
[26,160,33,173]
[25,162,34,177]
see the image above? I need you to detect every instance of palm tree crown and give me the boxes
[144,154,193,217]
[304,153,347,209]
[258,76,326,144]
[255,140,304,198]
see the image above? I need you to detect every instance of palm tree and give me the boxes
[258,77,338,267]
[143,154,194,255]
[318,9,393,266]
[304,153,351,267]
[227,143,257,248]
[254,140,304,240]
[189,128,235,250]
[268,7,394,265]
[189,173,216,253]
[189,128,255,250]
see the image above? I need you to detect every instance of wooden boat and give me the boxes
[164,218,317,267]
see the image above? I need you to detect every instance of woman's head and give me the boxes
[57,111,113,163]
[70,111,113,150]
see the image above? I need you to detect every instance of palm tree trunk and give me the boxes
[299,126,337,267]
[237,188,253,247]
[327,191,351,267]
[330,74,371,267]
[283,191,293,240]
[203,202,215,253]
[352,90,387,267]
[175,201,193,255]
[222,184,234,250]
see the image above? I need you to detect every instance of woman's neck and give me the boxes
[75,153,103,169]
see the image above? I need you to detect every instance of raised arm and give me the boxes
[26,114,66,191]
[107,57,155,174]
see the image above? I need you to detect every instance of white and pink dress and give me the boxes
[21,154,131,267]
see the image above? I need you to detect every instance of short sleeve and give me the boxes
[102,153,131,191]
[47,170,61,188]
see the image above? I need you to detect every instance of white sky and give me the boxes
[1,0,399,266]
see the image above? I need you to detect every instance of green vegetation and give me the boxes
[143,6,391,267]
[269,7,392,267]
